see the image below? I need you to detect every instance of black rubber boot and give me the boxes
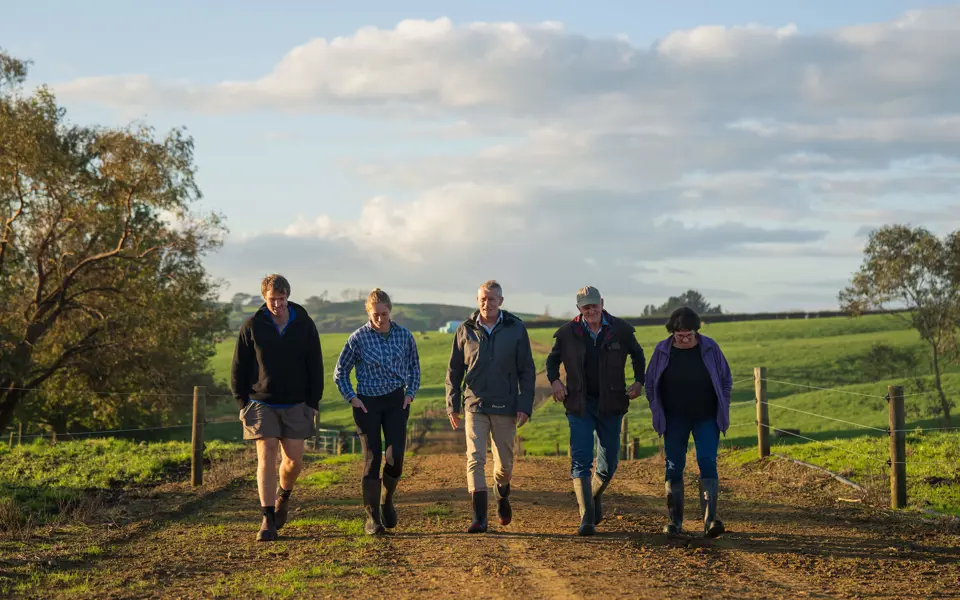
[663,480,684,535]
[381,473,399,529]
[494,483,512,526]
[257,507,278,542]
[701,478,725,538]
[574,477,596,536]
[591,474,611,525]
[467,491,488,533]
[362,478,386,536]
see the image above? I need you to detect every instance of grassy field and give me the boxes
[726,433,960,516]
[0,439,246,528]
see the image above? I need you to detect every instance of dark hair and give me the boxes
[665,306,701,333]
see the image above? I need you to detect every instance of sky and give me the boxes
[3,1,959,317]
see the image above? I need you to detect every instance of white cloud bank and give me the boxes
[53,8,960,311]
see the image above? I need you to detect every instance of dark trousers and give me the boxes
[663,414,720,483]
[353,387,410,480]
[567,407,623,481]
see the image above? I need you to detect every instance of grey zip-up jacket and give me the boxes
[445,310,536,417]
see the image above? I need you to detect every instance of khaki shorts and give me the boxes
[240,401,317,440]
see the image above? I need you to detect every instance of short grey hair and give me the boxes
[478,279,503,296]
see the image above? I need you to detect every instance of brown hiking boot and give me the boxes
[275,488,291,529]
[257,510,278,542]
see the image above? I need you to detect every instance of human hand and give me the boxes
[516,412,530,428]
[627,381,643,399]
[551,380,567,402]
[449,413,461,430]
[351,397,368,413]
[403,395,413,409]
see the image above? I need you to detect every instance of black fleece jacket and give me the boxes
[230,302,324,410]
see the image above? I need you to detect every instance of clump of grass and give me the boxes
[300,471,341,490]
[319,454,362,466]
[288,516,365,536]
[424,504,452,517]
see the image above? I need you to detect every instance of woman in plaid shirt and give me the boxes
[334,288,421,535]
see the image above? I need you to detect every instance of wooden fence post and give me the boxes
[555,441,560,457]
[620,414,629,460]
[755,367,769,458]
[314,411,321,452]
[7,431,12,448]
[888,385,906,509]
[632,437,640,460]
[17,422,22,446]
[352,436,356,454]
[191,386,206,487]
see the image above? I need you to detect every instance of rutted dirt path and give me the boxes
[4,440,960,599]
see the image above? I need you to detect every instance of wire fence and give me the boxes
[721,372,960,513]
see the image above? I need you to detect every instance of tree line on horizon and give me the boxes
[1,49,958,435]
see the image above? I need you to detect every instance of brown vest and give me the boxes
[554,315,634,417]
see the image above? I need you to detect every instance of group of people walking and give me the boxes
[230,275,734,542]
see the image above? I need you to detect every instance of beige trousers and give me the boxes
[465,412,517,493]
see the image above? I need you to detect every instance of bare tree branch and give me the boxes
[23,327,106,390]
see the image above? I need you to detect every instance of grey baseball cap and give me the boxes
[576,285,602,308]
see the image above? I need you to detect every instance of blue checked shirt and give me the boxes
[334,321,421,401]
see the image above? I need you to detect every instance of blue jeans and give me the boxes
[664,414,720,483]
[567,410,623,481]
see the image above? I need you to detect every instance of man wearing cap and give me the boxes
[546,286,646,536]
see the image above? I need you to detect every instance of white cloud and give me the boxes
[49,8,960,312]
[53,7,960,124]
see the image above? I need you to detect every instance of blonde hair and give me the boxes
[478,279,502,296]
[365,288,393,313]
[261,274,291,297]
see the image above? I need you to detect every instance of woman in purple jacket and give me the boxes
[644,307,732,537]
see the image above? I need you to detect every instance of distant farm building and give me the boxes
[438,320,461,333]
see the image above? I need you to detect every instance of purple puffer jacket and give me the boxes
[644,333,733,436]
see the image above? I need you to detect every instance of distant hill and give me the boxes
[225,301,541,333]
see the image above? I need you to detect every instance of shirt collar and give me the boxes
[364,320,396,332]
[262,305,295,320]
[476,311,503,328]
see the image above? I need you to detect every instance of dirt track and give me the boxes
[5,437,960,599]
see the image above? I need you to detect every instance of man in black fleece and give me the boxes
[231,274,324,541]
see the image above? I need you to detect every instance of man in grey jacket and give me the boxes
[446,280,536,533]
